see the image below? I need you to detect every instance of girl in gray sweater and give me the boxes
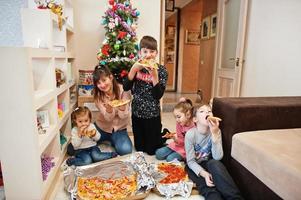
[185,104,243,200]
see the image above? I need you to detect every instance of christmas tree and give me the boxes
[97,0,140,83]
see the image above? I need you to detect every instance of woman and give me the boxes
[92,64,132,155]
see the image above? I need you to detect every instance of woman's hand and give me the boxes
[117,104,126,111]
[103,103,113,113]
[200,170,215,187]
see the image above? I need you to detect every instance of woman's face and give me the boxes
[96,74,113,93]
[194,105,212,126]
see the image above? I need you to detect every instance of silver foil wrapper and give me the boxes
[126,152,156,191]
[151,161,193,199]
[63,153,153,199]
[156,181,193,199]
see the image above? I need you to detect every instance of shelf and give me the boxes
[38,125,58,155]
[34,89,56,109]
[1,2,76,199]
[66,24,74,33]
[56,83,69,96]
[66,52,75,58]
[29,48,52,58]
[42,156,59,192]
[61,135,71,152]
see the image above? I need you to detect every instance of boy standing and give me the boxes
[123,36,168,155]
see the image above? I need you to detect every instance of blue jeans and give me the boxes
[95,123,133,156]
[155,146,183,162]
[67,146,114,166]
[186,159,244,200]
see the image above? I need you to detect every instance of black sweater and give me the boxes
[123,64,168,119]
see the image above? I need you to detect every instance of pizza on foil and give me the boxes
[157,163,188,184]
[77,173,137,200]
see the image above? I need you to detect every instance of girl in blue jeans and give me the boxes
[67,65,133,157]
[66,107,116,167]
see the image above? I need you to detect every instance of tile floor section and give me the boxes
[53,111,204,200]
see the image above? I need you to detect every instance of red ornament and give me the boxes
[101,44,110,56]
[118,31,127,39]
[129,53,135,59]
[109,0,115,6]
[120,70,128,78]
[112,5,117,11]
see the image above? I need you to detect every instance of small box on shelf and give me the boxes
[78,85,94,96]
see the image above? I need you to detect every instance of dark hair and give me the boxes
[140,35,157,51]
[71,106,92,126]
[93,64,120,102]
[174,98,194,119]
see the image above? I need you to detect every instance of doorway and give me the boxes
[164,8,180,92]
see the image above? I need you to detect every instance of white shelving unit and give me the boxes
[0,3,76,199]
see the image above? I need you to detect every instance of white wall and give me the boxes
[73,0,162,71]
[241,0,301,96]
[0,0,27,46]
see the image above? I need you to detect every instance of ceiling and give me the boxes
[165,0,193,18]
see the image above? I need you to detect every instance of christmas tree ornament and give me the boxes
[115,18,119,26]
[114,44,120,50]
[97,0,139,83]
[109,0,115,6]
[124,1,130,7]
[127,18,132,25]
[129,53,135,59]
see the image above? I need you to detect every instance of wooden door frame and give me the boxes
[211,0,249,97]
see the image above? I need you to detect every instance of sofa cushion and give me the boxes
[231,128,301,200]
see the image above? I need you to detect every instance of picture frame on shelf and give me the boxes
[201,16,210,40]
[185,30,200,45]
[210,13,217,38]
[37,110,50,128]
[165,0,175,12]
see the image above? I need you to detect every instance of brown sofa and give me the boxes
[212,96,301,200]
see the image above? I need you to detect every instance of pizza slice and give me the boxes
[108,99,131,108]
[206,116,222,123]
[138,59,159,70]
[157,163,188,184]
[162,132,176,139]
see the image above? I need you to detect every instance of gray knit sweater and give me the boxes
[185,127,223,176]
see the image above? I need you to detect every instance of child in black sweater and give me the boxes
[123,36,168,155]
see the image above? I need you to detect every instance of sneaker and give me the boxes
[60,159,69,171]
[162,128,171,136]
[61,158,75,171]
[161,128,170,144]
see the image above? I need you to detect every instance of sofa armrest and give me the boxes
[212,96,301,166]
